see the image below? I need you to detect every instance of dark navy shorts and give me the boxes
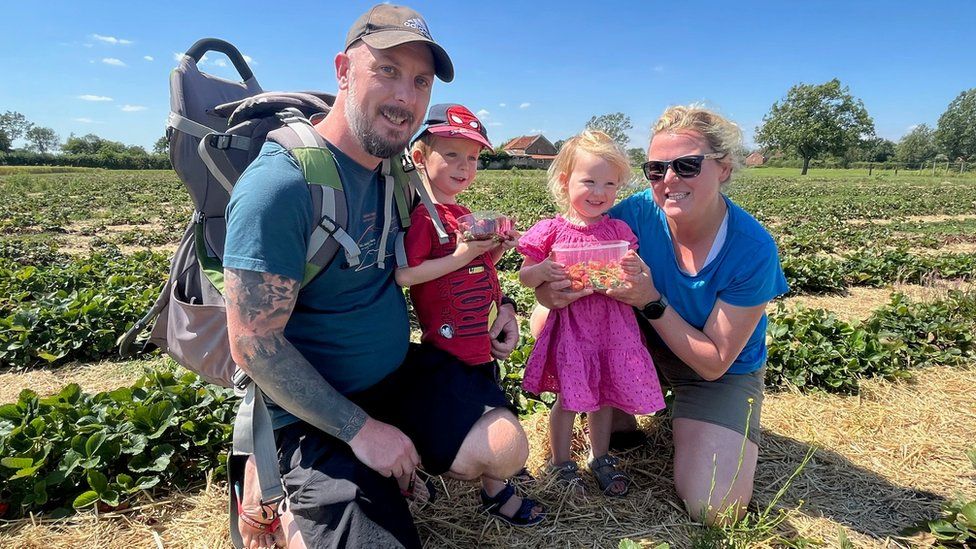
[275,343,514,548]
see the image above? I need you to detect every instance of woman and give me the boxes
[533,105,788,523]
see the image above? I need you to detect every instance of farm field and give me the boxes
[1,167,974,548]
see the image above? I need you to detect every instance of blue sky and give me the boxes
[3,1,974,151]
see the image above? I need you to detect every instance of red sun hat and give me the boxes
[414,104,493,150]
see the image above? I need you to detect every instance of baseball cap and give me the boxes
[345,4,454,82]
[415,104,493,150]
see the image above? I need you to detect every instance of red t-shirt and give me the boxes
[404,203,502,365]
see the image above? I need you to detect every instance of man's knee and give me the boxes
[449,407,528,480]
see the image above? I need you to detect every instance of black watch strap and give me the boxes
[640,294,669,320]
[500,295,519,315]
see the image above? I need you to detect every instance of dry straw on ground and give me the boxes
[2,363,973,548]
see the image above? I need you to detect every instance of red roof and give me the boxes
[503,135,540,151]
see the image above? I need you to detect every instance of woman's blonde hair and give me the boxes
[651,104,744,183]
[546,129,631,212]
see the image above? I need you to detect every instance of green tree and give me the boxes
[24,126,61,153]
[755,79,874,175]
[153,135,169,155]
[896,124,937,166]
[585,112,633,149]
[0,111,32,152]
[858,137,896,162]
[62,134,128,155]
[935,88,976,160]
[627,147,645,167]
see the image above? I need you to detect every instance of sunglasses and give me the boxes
[642,153,726,182]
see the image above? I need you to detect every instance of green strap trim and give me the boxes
[390,157,412,228]
[292,147,341,190]
[301,262,322,288]
[194,221,225,294]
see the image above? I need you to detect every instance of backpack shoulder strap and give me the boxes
[267,111,362,285]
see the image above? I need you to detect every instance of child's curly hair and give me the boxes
[546,129,631,212]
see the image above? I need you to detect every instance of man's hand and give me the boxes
[348,417,420,478]
[489,302,519,360]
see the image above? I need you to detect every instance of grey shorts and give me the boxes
[650,345,764,445]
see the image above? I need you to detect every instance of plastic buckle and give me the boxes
[400,153,416,173]
[231,368,251,392]
[211,134,233,150]
[192,211,205,224]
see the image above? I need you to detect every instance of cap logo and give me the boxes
[403,18,432,40]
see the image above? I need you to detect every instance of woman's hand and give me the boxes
[606,250,659,308]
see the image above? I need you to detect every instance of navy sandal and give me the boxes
[480,483,545,527]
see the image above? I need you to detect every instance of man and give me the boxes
[223,4,535,547]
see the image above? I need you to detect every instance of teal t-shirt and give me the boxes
[224,141,409,429]
[609,190,788,374]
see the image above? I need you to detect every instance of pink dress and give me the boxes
[518,215,666,415]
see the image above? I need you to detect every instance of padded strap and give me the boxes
[232,382,285,504]
[198,135,236,194]
[406,165,450,245]
[167,111,212,139]
[378,159,395,270]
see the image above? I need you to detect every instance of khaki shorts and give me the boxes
[650,345,764,445]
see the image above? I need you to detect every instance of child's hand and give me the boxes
[453,232,498,260]
[620,250,643,275]
[499,229,521,252]
[537,257,568,283]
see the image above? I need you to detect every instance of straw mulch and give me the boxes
[1,363,973,548]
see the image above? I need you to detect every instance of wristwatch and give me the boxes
[639,294,669,320]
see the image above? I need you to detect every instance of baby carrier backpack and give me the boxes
[117,38,447,547]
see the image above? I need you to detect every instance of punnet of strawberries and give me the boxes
[566,259,625,290]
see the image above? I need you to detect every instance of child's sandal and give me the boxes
[480,483,545,527]
[588,454,631,497]
[547,460,585,493]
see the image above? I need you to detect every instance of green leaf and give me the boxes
[99,489,120,507]
[85,431,106,457]
[72,490,99,509]
[1,457,33,469]
[87,470,108,494]
[618,540,642,549]
[0,403,21,421]
[960,501,976,526]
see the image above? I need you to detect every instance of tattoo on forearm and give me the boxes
[225,268,367,442]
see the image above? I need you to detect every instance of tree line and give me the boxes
[0,111,171,169]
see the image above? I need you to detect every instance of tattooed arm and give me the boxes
[224,267,420,478]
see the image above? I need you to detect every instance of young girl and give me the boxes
[517,130,665,497]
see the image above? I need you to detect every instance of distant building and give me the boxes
[501,134,558,168]
[745,152,766,167]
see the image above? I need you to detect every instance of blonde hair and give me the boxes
[546,129,631,212]
[651,104,744,183]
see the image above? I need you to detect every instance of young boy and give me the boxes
[395,104,544,526]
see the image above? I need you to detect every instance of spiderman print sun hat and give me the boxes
[413,104,493,150]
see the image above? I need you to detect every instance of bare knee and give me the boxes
[448,408,527,481]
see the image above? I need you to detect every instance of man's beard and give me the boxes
[344,82,416,159]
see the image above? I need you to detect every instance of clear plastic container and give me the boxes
[457,211,513,242]
[551,240,629,290]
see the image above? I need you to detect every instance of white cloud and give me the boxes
[653,65,664,72]
[121,104,147,112]
[519,102,531,109]
[213,58,228,67]
[476,109,490,118]
[173,52,185,62]
[499,103,507,108]
[528,128,545,134]
[102,58,126,67]
[144,55,154,61]
[243,54,253,63]
[78,94,113,102]
[73,117,94,123]
[92,34,132,45]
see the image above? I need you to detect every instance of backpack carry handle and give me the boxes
[185,38,254,81]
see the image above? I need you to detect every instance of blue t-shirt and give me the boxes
[609,190,788,374]
[224,141,409,429]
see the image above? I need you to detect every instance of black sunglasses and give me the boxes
[642,153,726,182]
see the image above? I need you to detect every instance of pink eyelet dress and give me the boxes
[518,215,666,415]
